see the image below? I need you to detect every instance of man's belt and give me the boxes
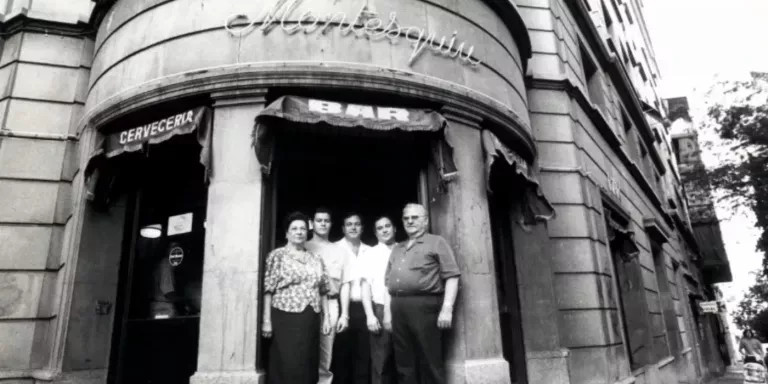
[389,291,442,298]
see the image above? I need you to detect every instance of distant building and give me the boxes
[0,1,732,383]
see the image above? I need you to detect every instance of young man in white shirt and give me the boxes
[333,212,372,384]
[361,216,397,384]
[305,207,344,384]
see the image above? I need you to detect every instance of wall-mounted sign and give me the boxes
[116,110,196,147]
[168,213,193,236]
[169,246,184,267]
[225,0,481,67]
[606,178,621,200]
[308,99,410,122]
[698,300,719,314]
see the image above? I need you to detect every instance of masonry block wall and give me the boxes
[516,0,715,383]
[0,18,93,380]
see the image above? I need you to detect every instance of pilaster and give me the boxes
[190,89,268,384]
[432,108,511,384]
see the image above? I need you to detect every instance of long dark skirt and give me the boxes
[268,306,320,384]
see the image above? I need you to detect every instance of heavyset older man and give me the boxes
[385,203,460,384]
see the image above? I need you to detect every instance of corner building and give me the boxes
[0,1,731,384]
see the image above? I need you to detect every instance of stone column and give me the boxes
[512,223,570,384]
[191,89,268,384]
[430,107,511,384]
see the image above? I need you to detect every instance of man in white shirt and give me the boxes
[333,212,372,384]
[361,216,396,384]
[305,207,344,384]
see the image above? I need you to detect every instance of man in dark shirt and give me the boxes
[385,203,460,384]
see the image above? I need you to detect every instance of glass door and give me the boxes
[109,135,207,384]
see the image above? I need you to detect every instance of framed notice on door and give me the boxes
[168,213,193,236]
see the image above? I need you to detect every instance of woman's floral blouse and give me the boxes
[264,246,330,313]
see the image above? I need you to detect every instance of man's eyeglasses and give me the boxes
[402,215,423,221]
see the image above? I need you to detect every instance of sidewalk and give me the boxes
[706,364,745,384]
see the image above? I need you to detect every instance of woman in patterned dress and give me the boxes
[262,211,332,383]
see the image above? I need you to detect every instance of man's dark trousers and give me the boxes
[370,304,395,384]
[391,295,445,384]
[332,301,370,384]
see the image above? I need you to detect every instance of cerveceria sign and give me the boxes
[106,107,206,156]
[225,0,481,67]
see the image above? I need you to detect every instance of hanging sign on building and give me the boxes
[225,0,481,67]
[105,107,206,157]
[698,300,719,314]
[258,96,446,132]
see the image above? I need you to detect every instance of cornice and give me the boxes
[0,14,94,38]
[563,0,666,175]
[83,62,536,159]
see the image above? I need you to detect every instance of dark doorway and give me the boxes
[272,124,426,245]
[257,124,425,370]
[487,161,528,384]
[109,134,207,384]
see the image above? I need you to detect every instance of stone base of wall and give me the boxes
[190,371,265,384]
[447,357,511,384]
[527,349,570,384]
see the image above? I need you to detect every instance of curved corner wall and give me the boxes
[85,0,533,151]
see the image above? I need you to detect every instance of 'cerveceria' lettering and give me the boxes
[119,111,195,145]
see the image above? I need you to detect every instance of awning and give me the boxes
[252,96,457,181]
[85,106,212,206]
[482,130,555,227]
[606,217,641,261]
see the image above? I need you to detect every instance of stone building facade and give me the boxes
[0,1,731,384]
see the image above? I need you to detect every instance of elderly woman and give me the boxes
[262,211,332,384]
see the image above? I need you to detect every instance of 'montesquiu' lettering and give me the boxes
[224,0,482,67]
[119,111,195,145]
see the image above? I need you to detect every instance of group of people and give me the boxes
[262,203,461,384]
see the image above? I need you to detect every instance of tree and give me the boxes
[701,72,768,329]
[732,271,768,331]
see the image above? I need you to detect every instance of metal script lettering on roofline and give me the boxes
[224,0,482,67]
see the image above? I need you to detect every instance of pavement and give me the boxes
[706,364,747,384]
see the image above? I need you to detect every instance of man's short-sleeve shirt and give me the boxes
[385,233,460,295]
[335,239,371,302]
[361,242,394,305]
[306,237,347,297]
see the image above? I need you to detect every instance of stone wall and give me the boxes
[516,0,707,382]
[86,0,528,128]
[0,26,94,379]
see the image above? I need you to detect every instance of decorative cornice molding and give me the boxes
[83,62,536,158]
[0,14,94,38]
[441,105,483,128]
[211,88,268,108]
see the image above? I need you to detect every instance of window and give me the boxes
[652,243,682,357]
[625,4,634,24]
[601,0,613,28]
[605,207,652,370]
[623,111,640,160]
[580,43,605,108]
[611,0,624,23]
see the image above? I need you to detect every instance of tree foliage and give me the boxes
[703,73,768,265]
[733,271,768,330]
[706,73,768,329]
